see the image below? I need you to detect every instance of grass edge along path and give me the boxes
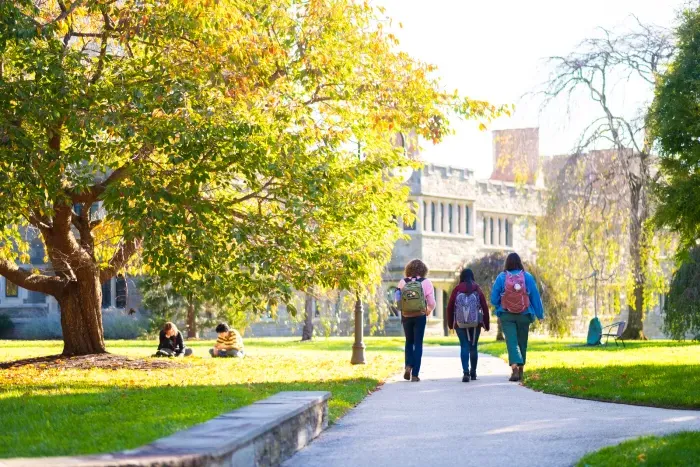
[474,338,700,410]
[0,337,404,459]
[576,431,700,467]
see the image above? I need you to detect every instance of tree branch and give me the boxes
[0,259,65,296]
[99,237,142,283]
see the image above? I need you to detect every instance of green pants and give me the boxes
[500,312,533,366]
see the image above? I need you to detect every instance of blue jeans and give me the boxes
[403,315,427,377]
[455,327,481,375]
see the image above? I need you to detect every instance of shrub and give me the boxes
[102,309,149,340]
[0,313,14,338]
[18,313,63,339]
[665,247,700,341]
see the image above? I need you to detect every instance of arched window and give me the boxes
[489,217,494,245]
[505,219,512,246]
[115,274,127,308]
[483,217,487,243]
[101,280,112,308]
[439,203,444,232]
[431,202,436,231]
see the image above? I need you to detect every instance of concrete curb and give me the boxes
[1,391,331,467]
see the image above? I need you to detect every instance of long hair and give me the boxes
[459,268,475,284]
[504,252,525,272]
[404,259,429,278]
[163,321,178,335]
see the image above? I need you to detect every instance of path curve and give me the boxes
[285,346,700,467]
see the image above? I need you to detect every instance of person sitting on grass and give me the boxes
[154,322,193,357]
[209,323,245,358]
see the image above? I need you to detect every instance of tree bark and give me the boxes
[496,317,505,341]
[59,266,106,356]
[302,293,314,341]
[622,194,647,340]
[186,295,198,339]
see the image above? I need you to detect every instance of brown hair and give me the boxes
[404,259,428,278]
[504,252,525,272]
[163,322,178,334]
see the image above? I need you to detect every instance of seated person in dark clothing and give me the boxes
[154,322,193,357]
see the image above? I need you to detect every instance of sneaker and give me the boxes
[403,366,412,381]
[462,373,470,383]
[411,376,420,382]
[470,373,477,381]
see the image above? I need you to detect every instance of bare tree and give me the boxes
[540,18,675,339]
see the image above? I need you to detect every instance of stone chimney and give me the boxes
[491,128,539,184]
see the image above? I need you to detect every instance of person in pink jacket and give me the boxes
[396,259,436,382]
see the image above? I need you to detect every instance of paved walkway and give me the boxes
[285,346,700,467]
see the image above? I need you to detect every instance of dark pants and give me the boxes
[455,327,481,375]
[500,312,533,366]
[210,348,244,358]
[155,348,193,358]
[403,315,427,377]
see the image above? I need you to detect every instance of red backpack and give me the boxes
[502,271,530,313]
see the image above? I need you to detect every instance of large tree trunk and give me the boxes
[59,267,106,356]
[302,293,314,341]
[622,184,647,340]
[186,294,198,338]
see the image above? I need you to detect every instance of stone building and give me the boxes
[382,129,544,336]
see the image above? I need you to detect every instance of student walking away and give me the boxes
[154,322,193,357]
[490,253,544,382]
[447,268,490,382]
[210,323,245,358]
[396,259,436,382]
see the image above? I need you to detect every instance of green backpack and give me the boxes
[401,277,427,316]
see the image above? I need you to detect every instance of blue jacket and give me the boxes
[490,270,544,320]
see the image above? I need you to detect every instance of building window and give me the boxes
[102,280,112,308]
[456,205,461,234]
[498,218,502,245]
[505,219,511,246]
[404,218,416,231]
[439,203,444,232]
[315,298,321,317]
[448,204,453,233]
[483,217,487,243]
[489,218,494,245]
[115,274,127,308]
[431,202,436,231]
[465,205,471,235]
[29,239,45,265]
[5,279,18,298]
[423,201,428,230]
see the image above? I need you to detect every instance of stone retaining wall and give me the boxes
[0,391,330,467]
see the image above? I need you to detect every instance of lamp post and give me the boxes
[350,134,413,365]
[351,291,366,364]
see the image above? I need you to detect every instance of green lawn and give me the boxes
[577,432,700,467]
[476,338,700,409]
[0,337,404,458]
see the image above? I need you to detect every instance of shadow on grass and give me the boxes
[0,376,380,459]
[524,363,700,410]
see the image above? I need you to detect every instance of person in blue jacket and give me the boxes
[490,252,544,382]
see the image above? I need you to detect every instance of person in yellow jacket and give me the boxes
[209,323,245,358]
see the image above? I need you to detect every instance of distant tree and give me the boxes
[140,277,253,336]
[540,19,675,339]
[0,1,504,355]
[664,247,700,341]
[650,7,700,254]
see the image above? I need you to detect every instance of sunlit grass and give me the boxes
[0,337,404,458]
[577,432,700,466]
[477,338,700,408]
